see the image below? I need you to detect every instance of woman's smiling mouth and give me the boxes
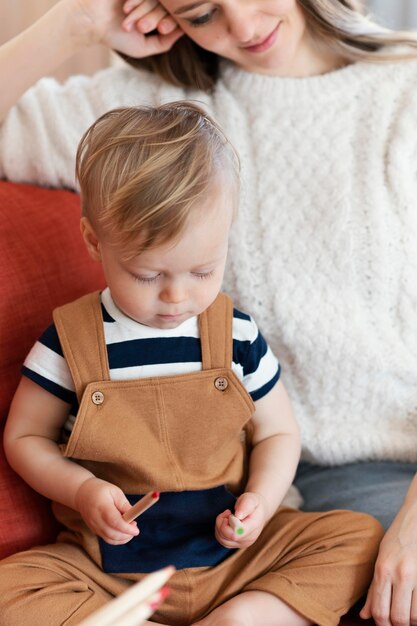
[242,24,280,54]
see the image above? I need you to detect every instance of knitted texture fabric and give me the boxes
[2,58,417,465]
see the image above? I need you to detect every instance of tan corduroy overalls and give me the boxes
[0,292,383,626]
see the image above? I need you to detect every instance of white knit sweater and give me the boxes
[2,58,417,466]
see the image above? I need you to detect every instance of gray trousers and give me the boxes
[294,461,417,530]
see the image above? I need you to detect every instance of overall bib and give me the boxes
[0,293,383,626]
[53,292,255,575]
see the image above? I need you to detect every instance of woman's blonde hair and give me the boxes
[119,0,417,91]
[76,102,239,257]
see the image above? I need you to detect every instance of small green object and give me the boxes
[229,513,245,535]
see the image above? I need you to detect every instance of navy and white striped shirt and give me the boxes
[23,289,280,433]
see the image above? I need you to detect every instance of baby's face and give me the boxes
[98,191,234,329]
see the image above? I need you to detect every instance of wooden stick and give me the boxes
[123,491,160,523]
[77,565,175,626]
[101,586,170,626]
[229,513,245,536]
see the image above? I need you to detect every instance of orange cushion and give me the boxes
[0,181,105,558]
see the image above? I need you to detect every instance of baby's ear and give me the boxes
[80,217,101,262]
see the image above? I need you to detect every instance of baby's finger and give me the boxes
[99,515,139,542]
[234,492,259,520]
[116,517,139,536]
[215,516,237,544]
[102,528,138,545]
[221,516,236,538]
[102,507,140,537]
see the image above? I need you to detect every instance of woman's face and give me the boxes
[160,0,333,76]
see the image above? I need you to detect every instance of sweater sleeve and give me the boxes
[0,64,187,188]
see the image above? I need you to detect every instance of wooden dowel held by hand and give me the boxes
[77,565,175,626]
[123,491,160,523]
[102,585,170,626]
[229,513,245,536]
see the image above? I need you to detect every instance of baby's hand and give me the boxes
[121,0,178,36]
[75,477,139,544]
[215,492,268,549]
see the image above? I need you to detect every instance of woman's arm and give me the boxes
[0,0,94,123]
[0,0,182,123]
[360,474,417,626]
[0,0,185,187]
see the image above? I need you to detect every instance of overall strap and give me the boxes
[53,291,110,402]
[199,293,233,370]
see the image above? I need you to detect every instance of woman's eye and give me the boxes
[188,11,215,26]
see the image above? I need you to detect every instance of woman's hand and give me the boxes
[121,0,178,36]
[215,492,268,550]
[75,476,140,544]
[360,504,417,626]
[75,0,183,57]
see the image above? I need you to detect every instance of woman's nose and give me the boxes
[226,4,259,44]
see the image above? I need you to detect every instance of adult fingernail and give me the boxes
[139,19,150,32]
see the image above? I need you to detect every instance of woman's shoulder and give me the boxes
[362,55,417,121]
[359,52,417,87]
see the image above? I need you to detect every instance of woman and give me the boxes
[1,1,417,624]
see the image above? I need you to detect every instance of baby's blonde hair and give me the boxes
[76,102,239,256]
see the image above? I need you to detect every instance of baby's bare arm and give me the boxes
[4,377,137,543]
[216,380,301,549]
[4,376,94,508]
[246,380,301,518]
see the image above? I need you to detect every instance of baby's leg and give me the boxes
[192,590,311,626]
[183,508,383,626]
[0,540,130,626]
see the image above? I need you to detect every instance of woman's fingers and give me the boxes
[157,15,179,34]
[411,589,417,625]
[123,0,160,17]
[390,581,413,626]
[108,23,183,58]
[123,1,161,33]
[359,587,372,620]
[369,578,393,626]
[122,0,177,35]
[140,27,184,55]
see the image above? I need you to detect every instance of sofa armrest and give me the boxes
[0,181,105,558]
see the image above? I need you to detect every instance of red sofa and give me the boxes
[0,181,105,556]
[0,180,370,624]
